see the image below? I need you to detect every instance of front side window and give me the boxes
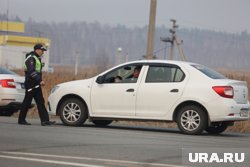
[146,65,185,83]
[103,64,142,83]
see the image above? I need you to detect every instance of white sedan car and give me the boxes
[48,60,249,134]
[0,67,25,116]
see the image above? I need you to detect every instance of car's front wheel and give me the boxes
[177,105,207,135]
[59,98,88,126]
[205,122,229,134]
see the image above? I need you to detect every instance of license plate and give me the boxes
[240,109,249,117]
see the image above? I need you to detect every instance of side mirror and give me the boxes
[96,76,105,84]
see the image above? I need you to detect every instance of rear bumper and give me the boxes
[0,93,24,107]
[0,94,35,110]
[209,102,250,122]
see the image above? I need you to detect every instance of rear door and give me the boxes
[136,64,187,118]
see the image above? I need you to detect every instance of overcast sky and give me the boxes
[1,0,250,33]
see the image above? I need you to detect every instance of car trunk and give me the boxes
[228,80,248,104]
[13,76,25,92]
[2,74,26,93]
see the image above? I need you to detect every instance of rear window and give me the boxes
[191,65,227,79]
[0,67,17,75]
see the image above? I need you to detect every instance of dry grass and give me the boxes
[13,67,250,133]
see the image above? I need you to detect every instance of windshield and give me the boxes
[191,64,227,79]
[0,67,17,75]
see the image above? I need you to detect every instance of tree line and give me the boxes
[1,14,250,70]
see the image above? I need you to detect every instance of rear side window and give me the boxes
[146,65,185,83]
[191,65,227,79]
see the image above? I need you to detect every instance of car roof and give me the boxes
[120,59,198,66]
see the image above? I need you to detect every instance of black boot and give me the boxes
[41,121,56,126]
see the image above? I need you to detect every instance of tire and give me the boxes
[59,98,88,126]
[0,110,15,116]
[205,122,228,134]
[176,105,207,135]
[92,120,113,127]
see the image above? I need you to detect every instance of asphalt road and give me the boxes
[0,117,250,167]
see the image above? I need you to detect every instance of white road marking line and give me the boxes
[1,151,184,167]
[0,154,106,167]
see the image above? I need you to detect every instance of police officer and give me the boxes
[18,43,55,126]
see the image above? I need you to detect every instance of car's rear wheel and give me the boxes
[205,122,229,134]
[92,120,113,127]
[0,110,15,116]
[59,98,88,126]
[177,105,207,135]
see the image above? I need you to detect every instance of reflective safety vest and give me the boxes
[24,55,42,72]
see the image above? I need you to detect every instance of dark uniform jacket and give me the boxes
[24,52,43,89]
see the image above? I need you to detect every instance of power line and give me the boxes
[153,45,171,54]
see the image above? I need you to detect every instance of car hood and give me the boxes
[57,78,94,89]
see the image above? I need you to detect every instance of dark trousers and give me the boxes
[18,86,49,123]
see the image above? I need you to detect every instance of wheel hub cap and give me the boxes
[181,110,201,131]
[63,103,81,122]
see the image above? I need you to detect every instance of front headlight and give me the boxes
[50,85,60,94]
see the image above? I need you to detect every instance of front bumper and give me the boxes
[47,94,58,116]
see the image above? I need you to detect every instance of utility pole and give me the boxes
[74,51,79,76]
[6,0,9,35]
[145,0,157,59]
[161,19,186,60]
[169,19,177,60]
[116,47,122,65]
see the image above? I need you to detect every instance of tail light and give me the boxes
[212,86,234,98]
[0,79,16,88]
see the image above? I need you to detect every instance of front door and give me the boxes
[91,64,144,116]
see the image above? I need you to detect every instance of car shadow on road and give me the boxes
[79,123,249,138]
[1,117,247,138]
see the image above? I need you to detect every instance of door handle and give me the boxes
[170,89,179,93]
[126,88,134,92]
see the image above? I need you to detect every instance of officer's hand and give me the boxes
[40,81,45,86]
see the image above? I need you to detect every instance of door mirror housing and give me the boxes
[96,76,105,84]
